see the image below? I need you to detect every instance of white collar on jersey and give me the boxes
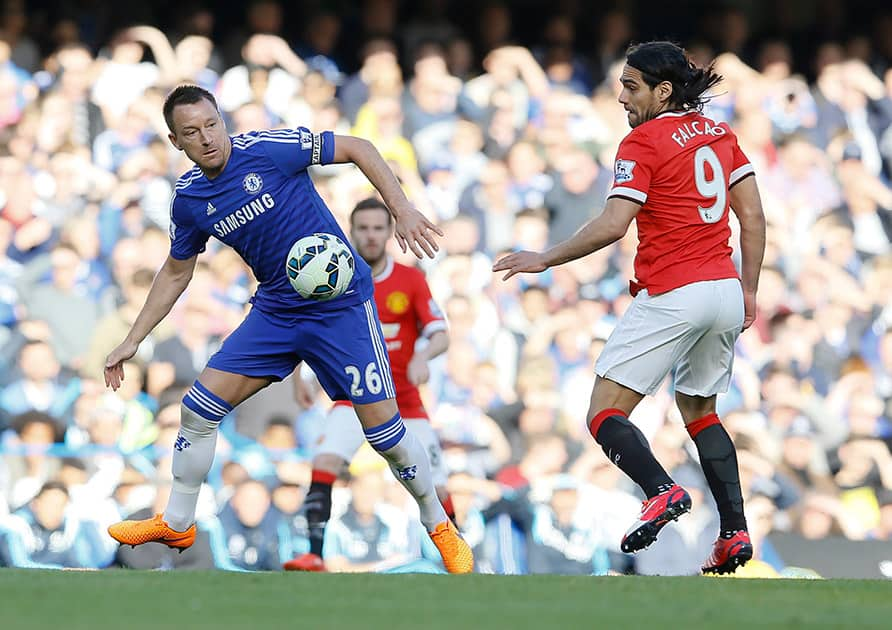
[374,256,395,282]
[654,110,696,119]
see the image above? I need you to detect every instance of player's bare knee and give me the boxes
[588,377,643,420]
[675,392,716,423]
[354,398,399,429]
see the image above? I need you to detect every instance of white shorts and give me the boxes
[595,278,744,397]
[315,405,448,487]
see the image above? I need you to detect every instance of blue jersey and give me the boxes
[168,127,373,313]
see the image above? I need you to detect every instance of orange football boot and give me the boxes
[108,513,196,552]
[283,552,327,572]
[429,520,474,574]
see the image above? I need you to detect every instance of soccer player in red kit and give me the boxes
[494,41,766,575]
[285,198,453,572]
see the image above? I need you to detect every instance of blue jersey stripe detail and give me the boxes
[364,301,395,398]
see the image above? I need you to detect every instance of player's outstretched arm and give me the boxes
[492,197,639,280]
[331,135,443,259]
[104,254,198,390]
[728,176,766,330]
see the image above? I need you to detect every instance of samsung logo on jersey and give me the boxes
[671,120,726,148]
[214,193,276,237]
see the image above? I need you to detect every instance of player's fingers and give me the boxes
[395,232,408,253]
[414,234,435,258]
[502,267,519,281]
[425,220,445,237]
[407,238,424,259]
[492,256,512,271]
[421,230,439,253]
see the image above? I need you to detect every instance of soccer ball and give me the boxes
[285,233,355,301]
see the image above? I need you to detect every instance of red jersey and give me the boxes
[335,257,446,419]
[608,110,754,296]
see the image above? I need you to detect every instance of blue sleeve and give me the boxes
[259,127,336,174]
[168,193,209,260]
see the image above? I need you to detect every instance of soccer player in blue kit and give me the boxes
[105,85,473,573]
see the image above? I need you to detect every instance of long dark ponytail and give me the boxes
[626,41,722,112]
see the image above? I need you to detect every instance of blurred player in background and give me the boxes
[103,85,472,574]
[494,41,766,575]
[284,197,451,572]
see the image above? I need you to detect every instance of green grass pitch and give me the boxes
[1,569,890,629]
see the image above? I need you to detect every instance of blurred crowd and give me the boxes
[2,0,892,577]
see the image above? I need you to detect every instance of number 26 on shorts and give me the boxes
[344,362,383,397]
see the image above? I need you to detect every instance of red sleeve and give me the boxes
[607,130,657,205]
[724,125,755,187]
[411,271,447,337]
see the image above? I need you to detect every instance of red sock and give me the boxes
[311,469,337,486]
[588,407,627,440]
[441,494,455,521]
[685,413,721,439]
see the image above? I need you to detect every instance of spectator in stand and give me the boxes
[0,340,79,427]
[3,481,111,568]
[324,468,416,573]
[15,244,98,368]
[217,478,284,571]
[528,474,610,575]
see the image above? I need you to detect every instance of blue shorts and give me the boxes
[207,299,396,405]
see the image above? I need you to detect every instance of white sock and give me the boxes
[365,413,447,532]
[163,401,220,532]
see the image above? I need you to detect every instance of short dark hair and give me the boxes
[626,41,722,112]
[36,480,69,498]
[350,197,392,226]
[163,84,219,133]
[265,416,294,430]
[12,410,61,439]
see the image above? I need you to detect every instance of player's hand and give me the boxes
[742,290,757,331]
[293,375,315,408]
[104,340,139,391]
[394,207,443,259]
[407,355,430,386]
[492,250,548,280]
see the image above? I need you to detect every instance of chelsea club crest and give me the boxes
[243,172,263,194]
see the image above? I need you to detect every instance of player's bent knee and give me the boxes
[181,381,233,436]
[675,392,716,422]
[354,398,399,429]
